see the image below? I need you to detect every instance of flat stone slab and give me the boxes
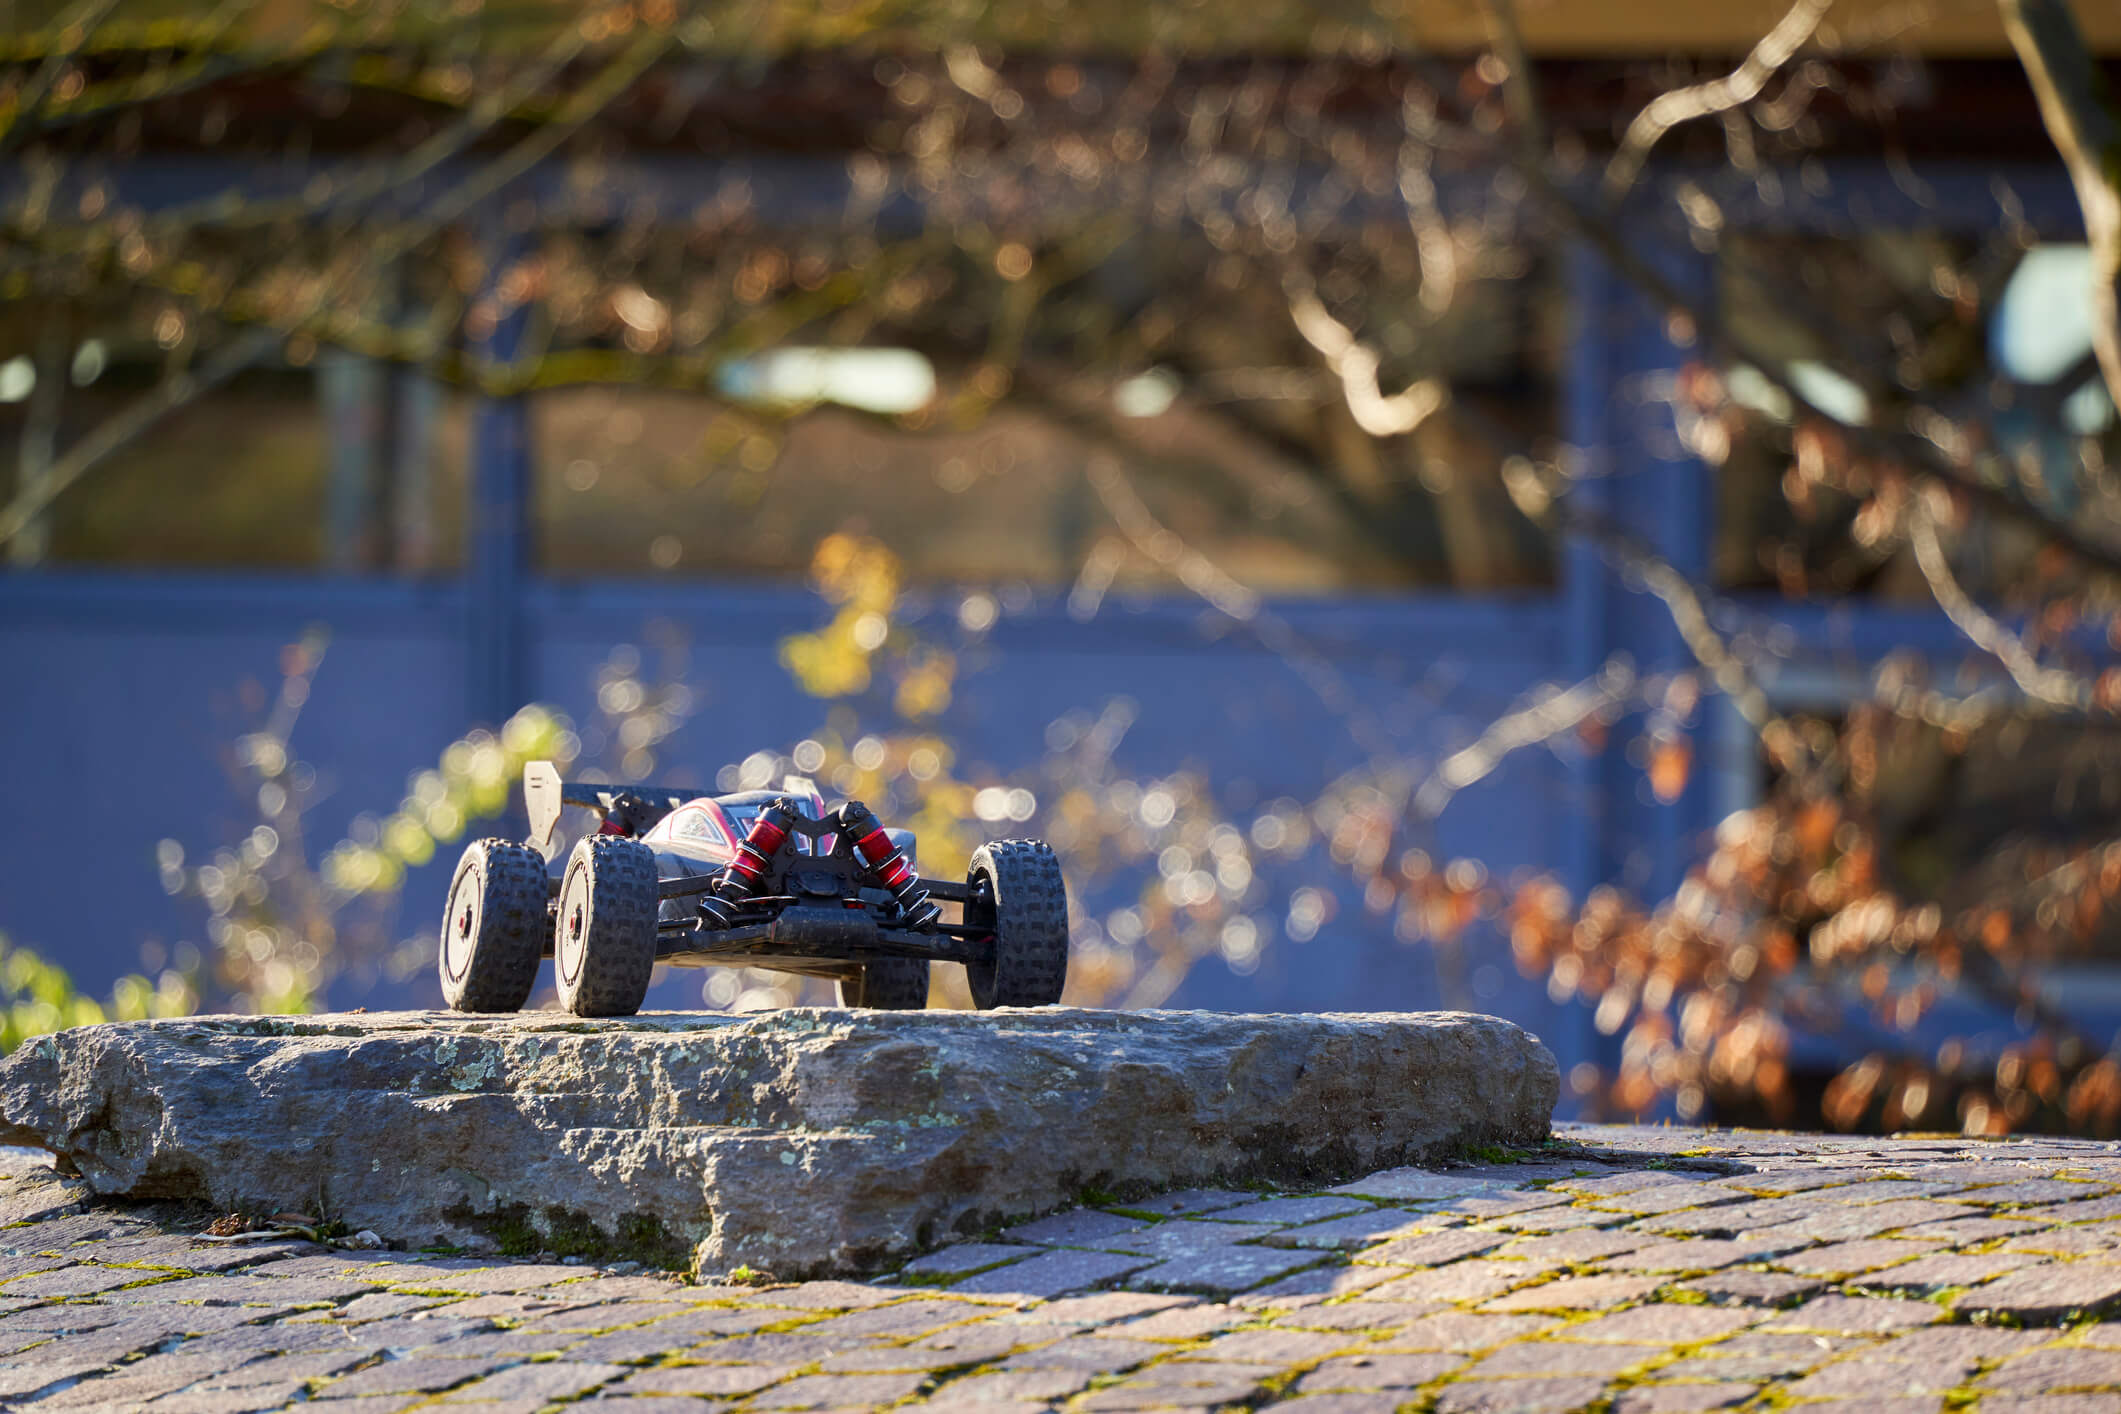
[0,1008,1556,1278]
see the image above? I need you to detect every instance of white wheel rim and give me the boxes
[443,868,480,980]
[557,864,588,983]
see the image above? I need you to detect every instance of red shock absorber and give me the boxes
[700,799,796,927]
[839,801,939,927]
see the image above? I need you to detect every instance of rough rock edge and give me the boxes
[0,1007,1558,1278]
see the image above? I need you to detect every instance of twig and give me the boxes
[1603,0,1834,199]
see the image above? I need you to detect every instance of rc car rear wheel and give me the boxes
[439,839,548,1013]
[964,839,1069,1008]
[836,956,931,1009]
[554,835,660,1017]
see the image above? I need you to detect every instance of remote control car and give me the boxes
[438,762,1069,1017]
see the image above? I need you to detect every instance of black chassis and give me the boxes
[538,785,994,983]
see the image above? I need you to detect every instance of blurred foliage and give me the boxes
[0,932,192,1054]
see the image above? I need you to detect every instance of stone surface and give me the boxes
[0,1008,1557,1279]
[9,1122,2121,1410]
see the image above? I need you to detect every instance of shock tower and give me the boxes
[695,796,937,931]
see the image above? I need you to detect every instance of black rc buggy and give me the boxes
[437,762,1069,1016]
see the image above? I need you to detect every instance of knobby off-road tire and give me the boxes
[965,839,1069,1008]
[555,835,660,1017]
[836,956,932,1009]
[439,839,549,1013]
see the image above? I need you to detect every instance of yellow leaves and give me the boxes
[894,649,955,719]
[325,705,576,899]
[811,531,900,610]
[781,613,876,698]
[780,534,958,717]
[0,934,195,1054]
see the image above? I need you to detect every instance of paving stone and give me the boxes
[819,1342,1002,1373]
[722,1278,902,1309]
[1957,1180,2118,1206]
[2029,1197,2121,1224]
[1871,1326,2051,1361]
[799,1297,982,1340]
[1367,1259,1541,1305]
[1262,1208,1456,1250]
[1495,1230,1657,1265]
[1297,1352,1464,1389]
[1556,1305,1762,1344]
[1361,1228,1512,1267]
[1432,1374,1613,1412]
[1209,1195,1372,1226]
[747,1371,931,1408]
[910,1317,1074,1358]
[1117,1189,1259,1217]
[1903,1215,2054,1243]
[1586,1181,1752,1215]
[1610,1384,1758,1413]
[437,1359,627,1402]
[104,1272,385,1305]
[1373,1313,1561,1351]
[1016,1292,1190,1326]
[1481,1273,1664,1312]
[1277,1301,1448,1332]
[1002,1210,1150,1247]
[1978,1397,2121,1414]
[1076,1359,1276,1408]
[1267,1395,1408,1414]
[1127,1243,1325,1295]
[1849,1250,2043,1292]
[1491,1206,1627,1234]
[919,1366,1099,1403]
[1983,1348,2121,1392]
[1784,1354,1973,1397]
[313,1356,506,1398]
[1602,1238,1799,1272]
[1001,1334,1170,1372]
[1776,1238,1944,1276]
[556,1325,725,1363]
[1108,1302,1244,1340]
[1763,1295,1943,1333]
[2009,1226,2121,1257]
[1234,1260,1409,1305]
[895,1242,1037,1279]
[4,1264,166,1297]
[1443,1192,1576,1219]
[1326,1169,1499,1202]
[609,1361,800,1396]
[948,1248,1153,1297]
[1177,1327,1355,1365]
[1673,1269,1825,1306]
[1961,1264,2121,1322]
[1561,1173,1700,1198]
[1108,1219,1280,1256]
[1463,1340,1650,1377]
[1748,1198,1971,1243]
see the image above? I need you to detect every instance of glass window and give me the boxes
[0,311,467,572]
[530,226,1558,592]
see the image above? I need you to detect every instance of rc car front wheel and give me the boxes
[836,956,931,1009]
[554,835,660,1017]
[964,839,1069,1008]
[439,839,549,1013]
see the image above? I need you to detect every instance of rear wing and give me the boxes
[523,762,696,855]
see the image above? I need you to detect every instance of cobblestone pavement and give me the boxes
[13,1123,2121,1411]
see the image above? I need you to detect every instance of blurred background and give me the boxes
[3,0,2121,1134]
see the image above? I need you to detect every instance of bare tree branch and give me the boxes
[1603,0,1834,199]
[2000,0,2121,413]
[1284,274,1449,437]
